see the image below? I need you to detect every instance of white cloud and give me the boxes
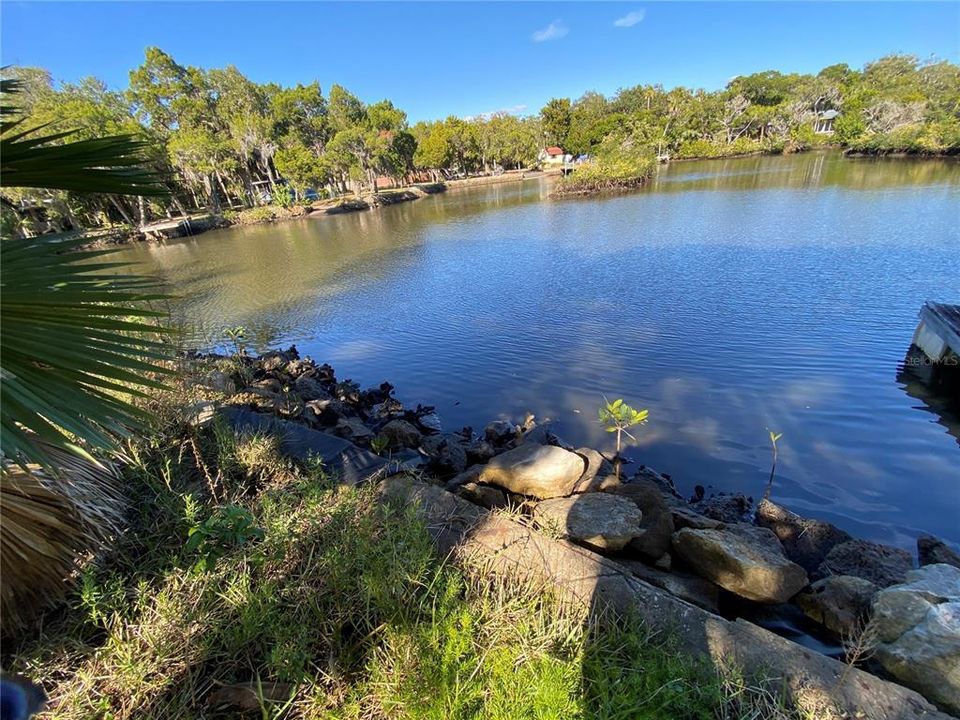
[532,20,569,43]
[467,104,529,121]
[613,9,646,28]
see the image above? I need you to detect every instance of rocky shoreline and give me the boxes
[190,346,960,717]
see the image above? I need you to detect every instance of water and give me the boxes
[116,152,960,549]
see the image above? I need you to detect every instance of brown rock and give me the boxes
[606,480,675,561]
[818,539,914,588]
[533,493,641,552]
[671,506,724,530]
[480,443,586,499]
[457,482,509,510]
[672,525,809,603]
[918,535,960,570]
[795,575,877,636]
[756,499,852,575]
[619,559,719,613]
[380,419,422,449]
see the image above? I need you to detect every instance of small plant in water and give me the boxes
[224,325,247,356]
[598,397,649,480]
[763,430,783,500]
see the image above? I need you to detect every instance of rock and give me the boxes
[918,535,960,570]
[693,493,752,524]
[422,434,468,475]
[479,443,586,499]
[671,506,724,530]
[293,375,331,401]
[571,448,615,492]
[457,482,509,510]
[533,494,641,552]
[185,401,216,427]
[417,413,442,433]
[672,525,809,604]
[251,377,283,395]
[632,466,685,503]
[208,681,295,711]
[484,420,516,444]
[755,499,852,576]
[201,370,235,395]
[871,564,960,715]
[795,575,877,636]
[446,465,482,490]
[819,539,914,588]
[618,559,719,613]
[335,417,373,440]
[465,440,497,465]
[304,397,347,426]
[605,480,675,562]
[380,419,422,449]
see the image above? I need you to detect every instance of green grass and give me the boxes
[6,372,813,719]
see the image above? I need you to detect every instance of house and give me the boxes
[537,146,569,166]
[814,109,840,134]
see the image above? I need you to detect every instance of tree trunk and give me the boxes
[109,195,136,226]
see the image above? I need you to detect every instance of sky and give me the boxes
[2,2,958,122]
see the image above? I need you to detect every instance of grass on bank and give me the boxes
[6,367,811,719]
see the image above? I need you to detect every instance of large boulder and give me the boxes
[533,494,641,552]
[571,448,613,492]
[818,539,914,588]
[918,535,960,570]
[619,559,719,613]
[871,564,960,715]
[795,575,876,636]
[755,499,852,576]
[479,443,586,499]
[605,480,675,562]
[379,419,422,449]
[672,525,809,604]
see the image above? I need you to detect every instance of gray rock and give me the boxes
[534,493,642,552]
[618,559,719,613]
[571,447,610,492]
[446,465,482,490]
[918,535,960,570]
[465,440,497,465]
[756,499,852,576]
[819,539,914,588]
[871,564,960,715]
[422,434,468,475]
[672,525,809,604]
[457,482,509,510]
[335,417,373,440]
[605,480,675,562]
[671,506,724,530]
[380,419,422,449]
[201,370,236,395]
[186,401,217,427]
[480,443,586,499]
[292,375,331,401]
[693,494,752,524]
[483,420,516,444]
[795,575,876,636]
[632,466,685,503]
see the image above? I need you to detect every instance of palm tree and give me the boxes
[1,78,172,633]
[1,77,171,468]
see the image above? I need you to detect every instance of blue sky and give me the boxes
[2,2,957,122]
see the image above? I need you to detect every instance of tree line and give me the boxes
[3,51,957,234]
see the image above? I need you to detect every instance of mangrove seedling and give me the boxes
[598,397,649,480]
[764,430,783,501]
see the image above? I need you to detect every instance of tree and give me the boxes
[540,97,572,148]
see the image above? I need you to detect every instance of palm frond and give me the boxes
[0,234,175,467]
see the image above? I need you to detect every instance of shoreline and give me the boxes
[190,347,960,715]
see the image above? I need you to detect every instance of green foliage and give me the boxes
[598,398,649,438]
[0,82,172,469]
[184,502,264,572]
[540,97,573,147]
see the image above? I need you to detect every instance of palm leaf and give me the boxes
[1,81,174,469]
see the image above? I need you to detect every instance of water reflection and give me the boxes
[113,152,960,549]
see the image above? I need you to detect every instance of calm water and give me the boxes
[118,152,960,549]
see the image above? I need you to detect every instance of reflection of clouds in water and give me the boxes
[328,339,385,363]
[811,440,884,481]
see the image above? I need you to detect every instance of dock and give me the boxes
[902,301,960,395]
[912,302,960,364]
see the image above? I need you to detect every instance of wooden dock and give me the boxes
[912,301,960,364]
